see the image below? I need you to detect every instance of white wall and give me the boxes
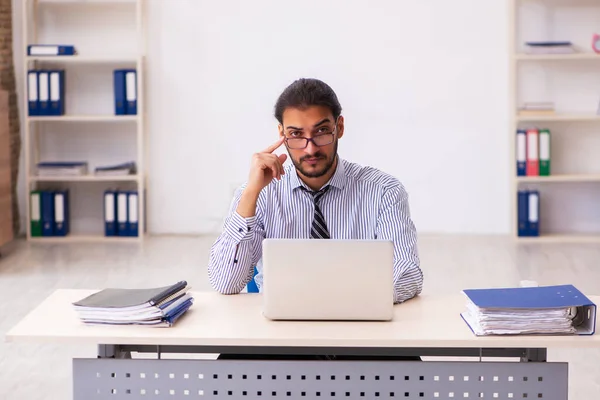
[144,0,512,235]
[9,0,525,236]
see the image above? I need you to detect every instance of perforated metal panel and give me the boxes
[73,358,567,399]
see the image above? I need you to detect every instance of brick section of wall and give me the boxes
[0,0,21,236]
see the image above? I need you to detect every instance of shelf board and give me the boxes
[28,234,141,243]
[516,114,600,122]
[516,174,600,183]
[26,55,139,64]
[515,53,600,61]
[28,115,138,122]
[516,234,600,244]
[30,175,139,182]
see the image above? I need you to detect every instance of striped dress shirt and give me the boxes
[208,157,423,303]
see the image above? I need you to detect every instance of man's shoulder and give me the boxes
[342,159,404,191]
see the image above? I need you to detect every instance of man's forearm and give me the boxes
[393,260,423,303]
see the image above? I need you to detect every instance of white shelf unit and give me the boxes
[22,0,146,242]
[510,0,600,243]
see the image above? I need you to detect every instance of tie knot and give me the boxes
[302,185,330,203]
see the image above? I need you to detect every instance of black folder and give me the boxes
[73,281,188,311]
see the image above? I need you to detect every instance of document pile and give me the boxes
[94,161,136,176]
[524,41,575,54]
[461,284,596,336]
[72,280,193,327]
[36,161,88,176]
[517,101,555,116]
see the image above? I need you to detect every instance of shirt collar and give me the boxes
[290,156,347,191]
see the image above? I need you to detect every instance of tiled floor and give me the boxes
[0,234,599,399]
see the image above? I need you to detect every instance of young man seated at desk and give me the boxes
[207,78,424,360]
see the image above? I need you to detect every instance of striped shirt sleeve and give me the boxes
[376,184,423,303]
[207,187,265,294]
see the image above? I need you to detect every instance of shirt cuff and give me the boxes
[224,211,257,242]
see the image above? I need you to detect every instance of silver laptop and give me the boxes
[261,239,395,321]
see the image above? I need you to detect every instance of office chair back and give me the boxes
[246,266,259,293]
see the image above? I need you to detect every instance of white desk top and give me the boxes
[5,289,600,349]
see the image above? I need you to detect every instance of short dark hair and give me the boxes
[274,78,342,124]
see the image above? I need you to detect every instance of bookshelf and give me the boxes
[22,0,146,241]
[510,0,600,243]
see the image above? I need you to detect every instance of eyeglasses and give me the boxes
[285,126,337,149]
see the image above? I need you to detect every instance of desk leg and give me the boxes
[521,348,547,362]
[98,344,132,359]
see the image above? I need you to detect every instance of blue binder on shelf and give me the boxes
[104,190,117,236]
[40,191,54,236]
[27,70,39,116]
[27,45,76,56]
[127,191,139,237]
[116,191,129,236]
[124,69,137,115]
[516,129,526,176]
[461,284,596,336]
[517,189,539,236]
[53,190,69,236]
[113,69,127,115]
[48,70,65,116]
[517,189,528,236]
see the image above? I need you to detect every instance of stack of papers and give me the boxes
[94,161,136,176]
[36,161,88,176]
[72,281,193,327]
[518,101,555,116]
[525,41,575,54]
[461,284,596,336]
